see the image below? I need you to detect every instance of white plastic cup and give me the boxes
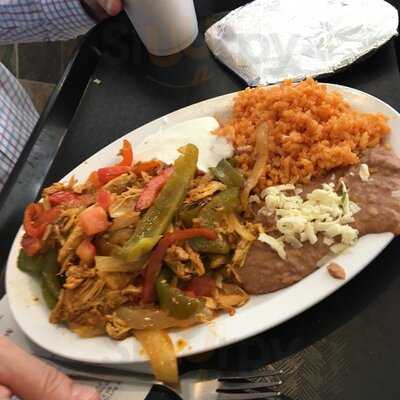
[124,0,199,56]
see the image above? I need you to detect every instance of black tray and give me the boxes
[2,1,400,398]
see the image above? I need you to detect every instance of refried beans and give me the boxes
[239,146,400,295]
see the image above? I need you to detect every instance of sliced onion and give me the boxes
[109,197,137,219]
[109,212,139,231]
[241,122,269,209]
[134,329,179,384]
[95,256,143,273]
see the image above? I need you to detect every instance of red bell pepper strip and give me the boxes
[185,276,216,297]
[142,228,217,304]
[97,166,131,185]
[79,206,110,236]
[117,139,134,166]
[135,167,174,211]
[132,160,160,175]
[85,140,133,188]
[49,191,94,208]
[48,191,78,206]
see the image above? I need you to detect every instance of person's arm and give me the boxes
[0,0,122,45]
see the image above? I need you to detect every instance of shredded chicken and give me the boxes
[57,226,84,266]
[42,224,53,243]
[59,208,84,233]
[106,315,132,340]
[215,283,249,315]
[165,259,192,281]
[231,239,252,269]
[184,243,205,276]
[53,224,66,246]
[105,291,129,309]
[168,245,190,261]
[223,239,253,284]
[43,182,69,196]
[64,265,96,290]
[165,245,192,280]
[50,278,106,325]
[67,176,79,189]
[186,181,226,203]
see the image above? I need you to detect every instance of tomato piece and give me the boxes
[21,236,42,256]
[97,166,131,185]
[96,188,113,211]
[136,167,174,211]
[24,203,45,238]
[142,228,217,304]
[132,160,160,174]
[185,276,216,297]
[23,203,60,239]
[76,239,96,263]
[41,207,61,225]
[79,206,110,236]
[48,191,77,206]
[118,139,134,166]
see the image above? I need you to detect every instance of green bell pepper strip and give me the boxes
[211,159,243,187]
[115,144,199,262]
[17,249,44,275]
[191,186,240,254]
[41,249,62,301]
[18,249,61,310]
[179,204,202,227]
[156,272,204,320]
[41,279,58,310]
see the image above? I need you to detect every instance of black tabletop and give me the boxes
[1,1,400,399]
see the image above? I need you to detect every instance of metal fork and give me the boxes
[38,355,283,399]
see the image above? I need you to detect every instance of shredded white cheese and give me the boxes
[258,233,286,259]
[249,194,261,204]
[359,163,370,182]
[323,237,335,246]
[257,183,359,259]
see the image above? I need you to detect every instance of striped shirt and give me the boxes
[0,0,95,192]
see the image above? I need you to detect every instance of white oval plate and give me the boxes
[6,84,400,364]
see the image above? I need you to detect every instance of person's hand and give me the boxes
[0,336,100,400]
[82,0,123,21]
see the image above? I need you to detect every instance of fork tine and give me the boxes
[219,380,282,391]
[219,369,283,380]
[217,391,281,400]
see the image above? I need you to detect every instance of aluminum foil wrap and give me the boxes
[205,0,398,86]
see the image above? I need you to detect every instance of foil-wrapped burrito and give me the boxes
[205,0,398,86]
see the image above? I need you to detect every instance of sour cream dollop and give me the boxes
[134,117,233,172]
